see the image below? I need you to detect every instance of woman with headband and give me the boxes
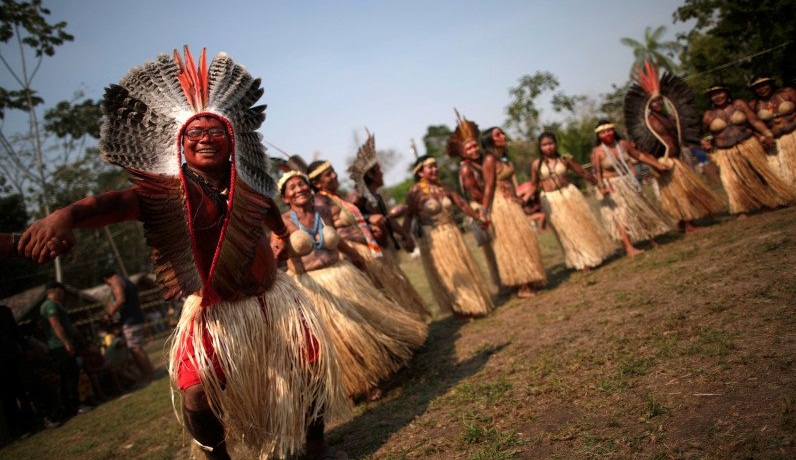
[591,120,674,257]
[402,155,494,318]
[279,170,427,402]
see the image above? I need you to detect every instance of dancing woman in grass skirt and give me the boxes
[347,132,431,321]
[478,123,548,296]
[528,132,615,270]
[591,120,675,257]
[403,155,494,318]
[747,76,796,191]
[279,171,427,400]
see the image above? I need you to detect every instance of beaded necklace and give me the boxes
[290,210,325,249]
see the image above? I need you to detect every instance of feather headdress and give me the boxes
[624,61,700,159]
[99,46,275,305]
[348,129,379,206]
[446,109,480,157]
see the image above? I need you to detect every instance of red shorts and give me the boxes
[176,296,320,390]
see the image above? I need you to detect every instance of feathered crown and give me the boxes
[98,46,274,306]
[446,109,479,157]
[348,129,379,206]
[624,60,700,159]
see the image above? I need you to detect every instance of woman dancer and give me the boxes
[15,47,347,460]
[477,124,547,296]
[624,63,725,233]
[448,114,501,292]
[747,76,796,189]
[307,159,430,324]
[591,121,674,256]
[279,171,427,400]
[528,132,615,270]
[403,155,494,317]
[348,132,430,320]
[703,84,792,215]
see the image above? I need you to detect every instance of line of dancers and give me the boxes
[1,49,794,460]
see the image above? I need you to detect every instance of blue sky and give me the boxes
[2,0,692,185]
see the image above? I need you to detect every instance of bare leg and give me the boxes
[183,385,230,460]
[619,226,643,257]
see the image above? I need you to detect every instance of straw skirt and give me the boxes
[541,184,615,270]
[712,137,793,214]
[599,176,674,243]
[657,158,725,221]
[168,270,349,459]
[348,241,430,321]
[292,260,427,397]
[768,130,796,189]
[418,222,494,317]
[489,192,548,287]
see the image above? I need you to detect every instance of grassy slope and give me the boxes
[2,206,794,459]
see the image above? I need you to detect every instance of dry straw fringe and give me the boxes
[489,192,548,287]
[599,176,674,243]
[541,184,616,270]
[348,241,431,321]
[769,130,796,190]
[418,222,494,317]
[292,260,427,398]
[657,157,725,221]
[468,201,502,291]
[168,271,349,460]
[712,137,794,214]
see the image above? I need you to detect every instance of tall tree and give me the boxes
[620,25,683,77]
[505,71,559,142]
[674,0,796,100]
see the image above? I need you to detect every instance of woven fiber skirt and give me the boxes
[541,184,616,270]
[599,176,674,243]
[489,192,548,287]
[712,137,793,214]
[348,241,430,321]
[168,270,349,459]
[769,130,796,190]
[292,260,427,397]
[418,222,494,317]
[657,158,725,221]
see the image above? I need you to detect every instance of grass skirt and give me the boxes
[657,158,725,221]
[419,222,494,317]
[599,176,674,243]
[712,137,793,214]
[349,242,430,321]
[292,260,428,397]
[769,130,796,189]
[489,192,548,287]
[541,184,616,270]
[168,271,349,459]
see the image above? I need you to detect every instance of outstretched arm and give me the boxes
[19,189,141,264]
[566,157,598,185]
[623,140,668,172]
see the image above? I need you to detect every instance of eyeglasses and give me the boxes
[185,127,227,141]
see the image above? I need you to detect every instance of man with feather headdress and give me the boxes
[14,47,348,460]
[624,62,724,233]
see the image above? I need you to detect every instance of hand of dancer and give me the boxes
[19,210,76,264]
